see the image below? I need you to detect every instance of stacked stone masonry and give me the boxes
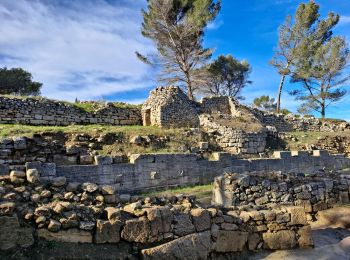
[212,170,350,220]
[0,150,346,194]
[0,96,141,126]
[0,170,314,258]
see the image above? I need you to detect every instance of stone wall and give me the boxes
[0,170,313,257]
[141,86,199,128]
[200,96,233,115]
[1,150,345,194]
[200,114,267,154]
[212,170,350,219]
[0,96,141,126]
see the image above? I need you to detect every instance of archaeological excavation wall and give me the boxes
[0,169,313,258]
[0,96,141,126]
[12,150,350,194]
[212,171,350,217]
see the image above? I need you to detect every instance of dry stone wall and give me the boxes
[200,114,267,154]
[212,171,350,219]
[0,96,141,126]
[0,170,313,258]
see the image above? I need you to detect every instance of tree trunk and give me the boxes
[276,73,286,114]
[184,70,194,100]
[321,86,326,119]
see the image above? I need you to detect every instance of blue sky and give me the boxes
[0,0,349,119]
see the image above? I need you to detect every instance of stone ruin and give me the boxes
[0,167,315,258]
[141,86,200,128]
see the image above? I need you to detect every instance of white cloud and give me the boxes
[0,0,155,101]
[339,16,350,26]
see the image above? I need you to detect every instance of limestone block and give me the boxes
[142,231,211,260]
[121,217,151,243]
[95,219,121,244]
[214,230,248,252]
[263,230,297,250]
[297,225,314,248]
[173,213,195,236]
[37,228,92,243]
[190,208,211,232]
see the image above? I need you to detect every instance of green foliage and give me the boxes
[137,0,221,99]
[290,13,349,118]
[270,1,321,112]
[201,55,252,99]
[280,108,292,115]
[253,95,277,112]
[0,67,42,96]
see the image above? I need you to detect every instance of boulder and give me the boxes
[146,207,173,238]
[123,201,142,214]
[13,137,27,150]
[263,230,297,250]
[95,219,121,244]
[214,230,248,252]
[105,207,122,222]
[66,182,80,192]
[79,221,95,231]
[142,231,211,260]
[0,202,15,215]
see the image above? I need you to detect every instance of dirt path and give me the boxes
[251,205,350,260]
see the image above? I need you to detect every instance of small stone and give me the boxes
[40,190,52,198]
[26,169,40,183]
[101,185,115,195]
[81,182,98,193]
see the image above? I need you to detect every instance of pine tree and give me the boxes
[137,0,221,100]
[270,1,320,113]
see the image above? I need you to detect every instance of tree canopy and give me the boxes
[253,95,277,112]
[270,1,320,113]
[137,0,221,100]
[0,67,42,96]
[200,55,252,99]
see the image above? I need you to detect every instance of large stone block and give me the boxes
[191,209,211,232]
[263,230,297,250]
[142,231,211,260]
[95,219,121,244]
[121,217,150,243]
[37,228,92,243]
[214,230,248,252]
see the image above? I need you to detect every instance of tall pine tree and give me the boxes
[137,0,221,100]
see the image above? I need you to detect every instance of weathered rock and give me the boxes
[48,219,61,232]
[66,182,80,192]
[81,182,98,193]
[79,221,95,231]
[101,185,115,195]
[13,137,27,150]
[121,217,150,243]
[26,169,40,183]
[191,208,211,232]
[10,170,26,178]
[248,233,261,250]
[287,206,307,225]
[173,213,195,236]
[146,207,173,238]
[0,202,15,215]
[263,230,297,250]
[142,231,211,260]
[95,219,121,244]
[214,230,248,252]
[37,228,93,243]
[105,207,122,222]
[123,201,142,214]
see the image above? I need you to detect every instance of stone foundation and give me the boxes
[0,170,313,258]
